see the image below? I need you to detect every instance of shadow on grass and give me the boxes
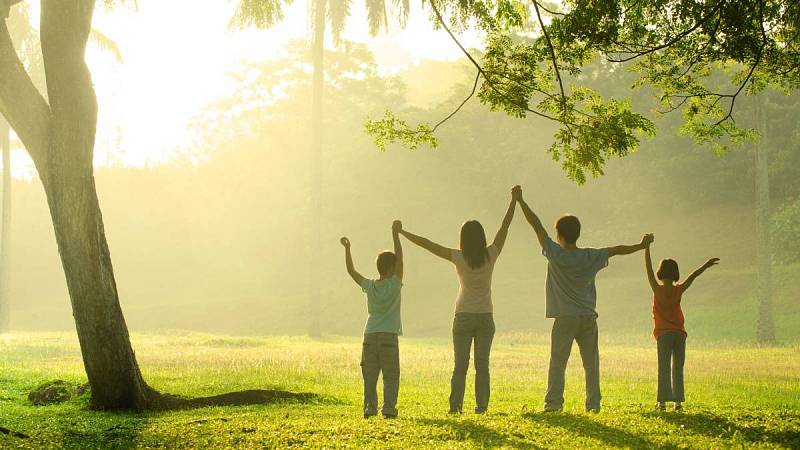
[156,389,319,410]
[648,410,800,448]
[62,414,149,450]
[414,417,537,449]
[523,412,673,449]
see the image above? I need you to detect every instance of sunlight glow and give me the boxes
[7,0,484,179]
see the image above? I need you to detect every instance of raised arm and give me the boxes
[392,221,403,279]
[514,186,548,248]
[681,258,720,291]
[492,192,517,252]
[644,241,658,292]
[340,237,365,287]
[398,229,454,262]
[607,234,653,258]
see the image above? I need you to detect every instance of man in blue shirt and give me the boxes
[340,220,403,418]
[513,186,653,412]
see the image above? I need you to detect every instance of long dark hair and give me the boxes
[460,220,490,269]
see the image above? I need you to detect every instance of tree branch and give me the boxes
[536,2,564,16]
[532,0,567,113]
[427,0,558,122]
[0,17,50,167]
[607,1,725,63]
[431,70,480,132]
[1,0,23,19]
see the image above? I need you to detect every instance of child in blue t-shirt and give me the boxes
[340,220,403,419]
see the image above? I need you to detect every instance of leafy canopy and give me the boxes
[366,0,800,183]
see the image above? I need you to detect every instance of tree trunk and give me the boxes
[0,118,9,333]
[754,96,775,344]
[33,0,153,409]
[308,0,325,337]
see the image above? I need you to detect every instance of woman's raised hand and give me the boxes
[392,220,402,234]
[512,185,522,202]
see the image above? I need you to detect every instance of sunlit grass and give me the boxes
[0,332,798,448]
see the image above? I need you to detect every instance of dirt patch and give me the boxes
[28,380,74,406]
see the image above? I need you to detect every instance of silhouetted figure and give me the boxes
[513,185,653,413]
[644,241,719,411]
[398,190,516,414]
[340,220,404,419]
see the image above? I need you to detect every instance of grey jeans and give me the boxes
[544,315,601,412]
[450,313,495,413]
[657,331,686,402]
[361,332,400,416]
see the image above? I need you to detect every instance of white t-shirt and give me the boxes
[450,245,500,314]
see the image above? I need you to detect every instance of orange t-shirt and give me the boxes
[652,284,687,339]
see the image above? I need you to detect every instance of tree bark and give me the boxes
[0,118,9,332]
[0,0,155,410]
[754,96,775,344]
[308,0,326,337]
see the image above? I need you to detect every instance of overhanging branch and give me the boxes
[532,0,567,114]
[606,1,726,63]
[431,71,480,132]
[427,0,558,122]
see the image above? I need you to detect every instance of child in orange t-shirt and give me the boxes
[644,239,719,411]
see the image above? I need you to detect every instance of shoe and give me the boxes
[364,413,377,419]
[383,414,397,419]
[448,409,462,415]
[656,402,666,411]
[474,408,487,414]
[586,408,600,414]
[674,403,683,412]
[543,406,563,413]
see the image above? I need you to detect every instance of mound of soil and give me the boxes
[28,380,78,406]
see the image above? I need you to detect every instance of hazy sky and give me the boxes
[10,0,483,178]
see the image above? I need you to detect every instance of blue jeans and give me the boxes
[449,313,495,413]
[544,316,601,412]
[657,331,686,402]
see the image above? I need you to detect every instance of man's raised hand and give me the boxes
[392,220,402,234]
[340,237,351,248]
[641,233,655,247]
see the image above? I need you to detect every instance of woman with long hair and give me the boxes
[397,188,517,414]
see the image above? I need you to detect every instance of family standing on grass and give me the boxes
[340,185,719,419]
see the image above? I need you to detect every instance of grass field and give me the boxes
[0,333,798,449]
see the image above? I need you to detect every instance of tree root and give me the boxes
[146,388,318,411]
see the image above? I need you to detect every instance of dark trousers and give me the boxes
[361,332,400,416]
[657,331,686,402]
[544,316,601,412]
[449,313,495,413]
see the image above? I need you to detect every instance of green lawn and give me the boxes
[1,333,798,449]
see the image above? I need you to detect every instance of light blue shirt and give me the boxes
[542,237,609,318]
[361,275,403,335]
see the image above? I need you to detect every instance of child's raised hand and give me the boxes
[392,220,402,234]
[512,185,522,201]
[704,257,720,268]
[340,237,351,248]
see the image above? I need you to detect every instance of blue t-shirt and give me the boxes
[542,237,609,318]
[361,275,403,335]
